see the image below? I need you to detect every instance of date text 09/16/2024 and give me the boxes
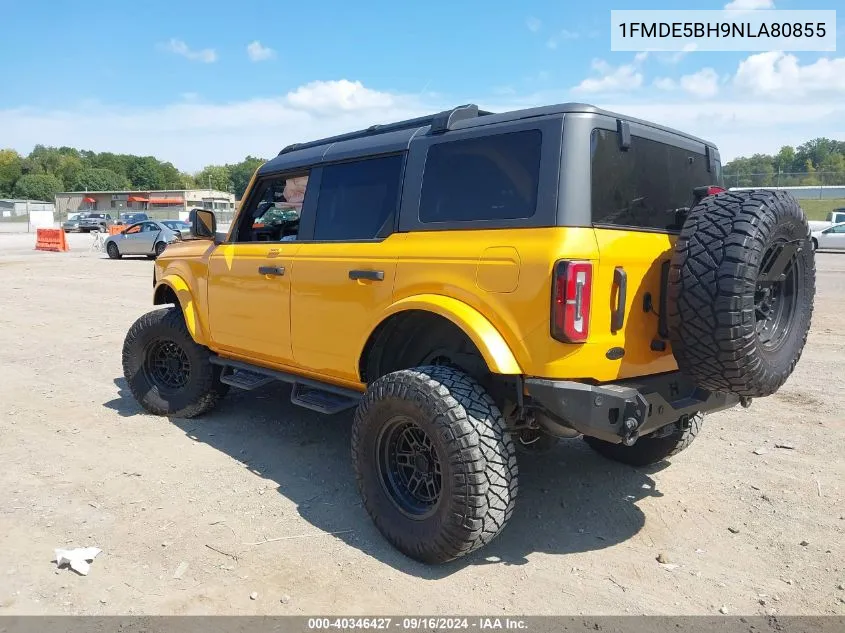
[307,618,528,630]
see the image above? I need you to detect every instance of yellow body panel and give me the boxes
[155,223,679,389]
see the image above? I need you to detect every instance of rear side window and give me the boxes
[419,130,542,223]
[591,129,713,232]
[313,154,403,241]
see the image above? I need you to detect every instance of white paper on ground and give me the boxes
[54,547,102,575]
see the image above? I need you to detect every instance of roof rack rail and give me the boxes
[277,104,491,155]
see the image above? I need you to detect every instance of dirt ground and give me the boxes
[0,231,843,616]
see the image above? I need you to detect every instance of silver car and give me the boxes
[104,220,182,259]
[811,222,845,252]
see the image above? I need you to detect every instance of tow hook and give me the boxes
[621,418,639,446]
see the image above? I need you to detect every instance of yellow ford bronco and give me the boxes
[123,103,815,563]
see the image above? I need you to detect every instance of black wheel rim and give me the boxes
[376,416,442,519]
[108,243,117,256]
[755,240,801,352]
[143,339,191,391]
[155,243,165,255]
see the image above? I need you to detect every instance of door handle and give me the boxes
[349,270,385,281]
[258,266,285,276]
[611,266,627,333]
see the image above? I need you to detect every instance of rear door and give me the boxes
[588,119,721,378]
[289,153,406,384]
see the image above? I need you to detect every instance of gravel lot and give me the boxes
[0,231,843,616]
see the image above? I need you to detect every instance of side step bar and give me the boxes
[210,357,361,415]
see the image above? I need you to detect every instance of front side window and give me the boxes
[313,154,403,241]
[234,173,309,242]
[591,129,713,232]
[419,130,542,223]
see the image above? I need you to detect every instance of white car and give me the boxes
[812,221,845,251]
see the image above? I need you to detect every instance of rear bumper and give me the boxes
[525,371,739,445]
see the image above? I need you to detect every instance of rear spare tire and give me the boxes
[667,189,815,398]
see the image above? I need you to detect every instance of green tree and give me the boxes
[774,146,796,176]
[127,156,165,190]
[179,171,198,189]
[157,162,185,189]
[0,149,23,196]
[56,154,84,190]
[801,160,820,186]
[227,156,266,198]
[195,165,231,191]
[72,168,130,191]
[90,153,130,180]
[12,173,63,201]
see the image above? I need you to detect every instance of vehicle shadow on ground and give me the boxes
[105,379,664,579]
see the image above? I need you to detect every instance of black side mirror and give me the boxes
[189,208,216,239]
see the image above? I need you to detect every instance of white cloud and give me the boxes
[680,68,720,98]
[160,38,217,63]
[659,44,698,65]
[724,0,774,9]
[526,16,542,33]
[572,55,646,94]
[734,52,845,97]
[246,40,275,62]
[0,80,433,172]
[652,68,719,98]
[653,77,677,91]
[546,29,580,49]
[286,79,396,113]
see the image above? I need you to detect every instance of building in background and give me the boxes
[0,199,55,218]
[54,189,236,219]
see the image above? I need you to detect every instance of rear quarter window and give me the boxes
[419,130,542,223]
[591,129,713,232]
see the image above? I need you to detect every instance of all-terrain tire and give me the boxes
[122,307,228,418]
[352,365,518,564]
[584,414,704,467]
[667,190,815,398]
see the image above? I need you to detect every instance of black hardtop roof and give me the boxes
[259,102,717,176]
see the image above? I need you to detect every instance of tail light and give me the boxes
[693,185,727,205]
[551,260,593,343]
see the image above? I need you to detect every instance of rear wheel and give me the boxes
[584,414,703,467]
[352,365,518,563]
[106,242,121,259]
[122,307,227,418]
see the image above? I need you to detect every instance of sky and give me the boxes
[0,0,842,171]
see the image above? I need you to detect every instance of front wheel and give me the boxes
[106,242,121,259]
[154,241,167,258]
[122,308,228,418]
[584,414,704,467]
[352,366,518,564]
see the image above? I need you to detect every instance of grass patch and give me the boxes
[798,198,845,220]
